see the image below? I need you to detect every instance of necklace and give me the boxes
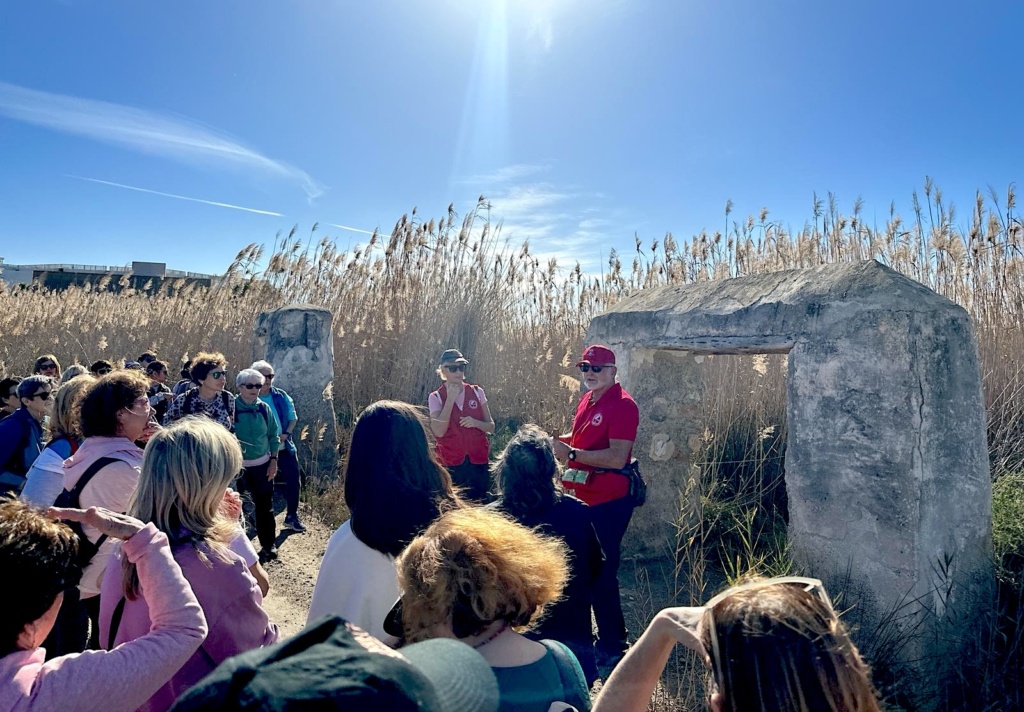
[472,622,509,649]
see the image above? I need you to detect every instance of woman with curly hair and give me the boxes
[394,507,592,712]
[593,577,882,712]
[163,352,233,431]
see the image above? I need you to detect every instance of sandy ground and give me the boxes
[259,507,333,637]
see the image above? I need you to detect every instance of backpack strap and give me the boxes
[65,456,121,504]
[61,456,121,553]
[541,639,591,711]
[107,596,126,650]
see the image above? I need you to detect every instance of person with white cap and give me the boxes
[553,345,640,672]
[428,348,495,502]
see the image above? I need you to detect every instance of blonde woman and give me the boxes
[21,375,95,509]
[394,507,592,711]
[59,364,89,384]
[99,417,278,712]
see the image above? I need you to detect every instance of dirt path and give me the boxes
[259,508,333,637]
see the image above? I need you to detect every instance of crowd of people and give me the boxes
[0,345,883,711]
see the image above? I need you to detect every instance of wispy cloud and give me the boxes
[527,15,554,52]
[458,163,549,185]
[0,81,323,200]
[469,167,624,269]
[67,175,284,216]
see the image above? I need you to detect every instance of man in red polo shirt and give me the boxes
[553,344,639,669]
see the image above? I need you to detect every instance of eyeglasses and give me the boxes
[39,363,57,371]
[240,383,262,390]
[578,364,607,373]
[262,373,275,381]
[96,368,112,375]
[444,365,467,373]
[122,396,152,417]
[30,391,52,401]
[210,371,226,380]
[704,577,832,683]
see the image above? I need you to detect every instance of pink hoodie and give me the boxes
[0,524,208,712]
[63,437,145,597]
[100,541,279,711]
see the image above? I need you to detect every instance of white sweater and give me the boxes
[306,520,399,641]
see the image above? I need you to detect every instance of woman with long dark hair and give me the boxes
[491,424,604,685]
[307,400,459,641]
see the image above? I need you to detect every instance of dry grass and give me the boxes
[1,182,1021,708]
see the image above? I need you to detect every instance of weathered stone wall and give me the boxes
[586,261,992,706]
[257,305,338,476]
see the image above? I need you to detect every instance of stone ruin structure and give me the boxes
[253,305,338,475]
[586,260,992,704]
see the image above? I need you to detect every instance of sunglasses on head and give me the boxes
[240,383,262,390]
[445,365,467,372]
[578,364,607,373]
[704,577,832,680]
[210,371,226,380]
[30,391,52,401]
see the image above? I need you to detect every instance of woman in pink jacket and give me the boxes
[100,416,279,712]
[0,501,207,712]
[58,370,158,652]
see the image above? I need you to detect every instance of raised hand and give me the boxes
[654,606,707,657]
[50,506,147,541]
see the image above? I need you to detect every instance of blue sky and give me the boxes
[1,1,1021,275]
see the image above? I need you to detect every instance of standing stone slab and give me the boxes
[257,305,338,477]
[585,260,992,705]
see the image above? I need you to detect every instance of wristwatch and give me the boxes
[567,448,577,462]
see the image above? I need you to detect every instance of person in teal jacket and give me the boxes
[233,369,280,563]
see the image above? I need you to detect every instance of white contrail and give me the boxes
[0,81,324,200]
[67,175,284,216]
[328,223,379,236]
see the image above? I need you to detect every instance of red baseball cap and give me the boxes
[576,345,616,367]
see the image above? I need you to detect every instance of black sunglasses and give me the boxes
[263,374,275,380]
[96,368,112,375]
[578,364,606,373]
[30,391,52,401]
[39,363,57,370]
[445,365,467,373]
[240,383,262,390]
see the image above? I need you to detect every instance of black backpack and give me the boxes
[53,456,120,569]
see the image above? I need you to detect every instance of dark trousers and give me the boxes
[240,460,276,551]
[274,447,300,517]
[447,457,492,503]
[590,495,634,654]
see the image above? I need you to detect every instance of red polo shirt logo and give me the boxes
[591,413,603,426]
[468,399,478,409]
